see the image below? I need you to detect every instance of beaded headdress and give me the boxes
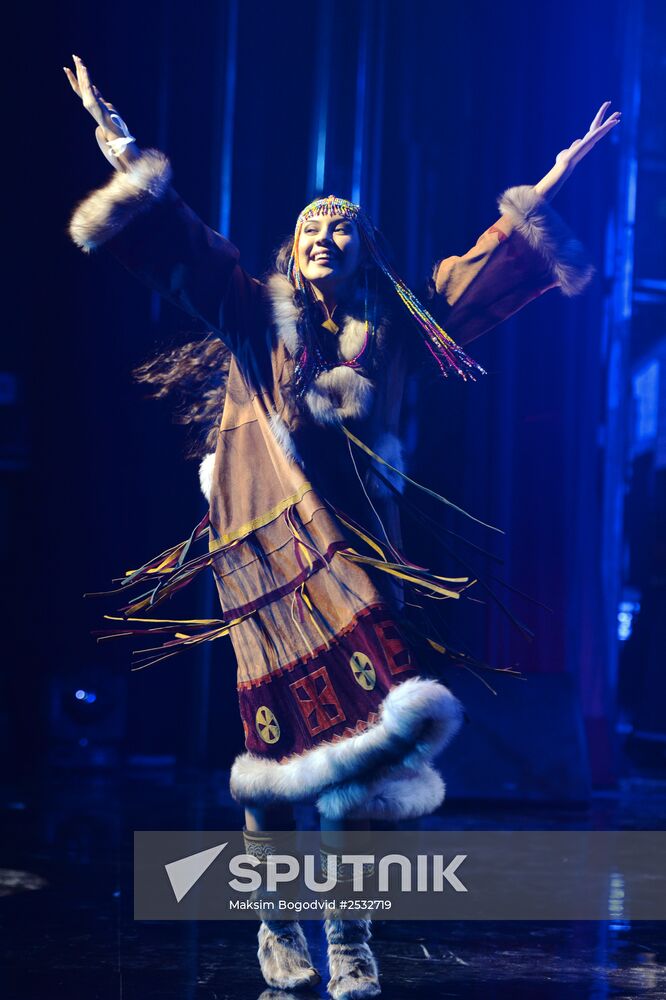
[287,195,486,381]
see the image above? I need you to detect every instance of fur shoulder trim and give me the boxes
[68,149,172,253]
[497,185,595,297]
[265,273,301,354]
[229,675,463,819]
[265,273,384,363]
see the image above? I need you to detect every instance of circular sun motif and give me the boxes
[255,706,281,744]
[349,651,376,690]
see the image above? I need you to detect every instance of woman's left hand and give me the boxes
[555,102,622,173]
[534,102,622,201]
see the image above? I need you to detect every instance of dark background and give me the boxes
[4,0,665,793]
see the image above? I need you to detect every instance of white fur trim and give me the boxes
[366,431,405,499]
[324,918,378,988]
[305,367,375,424]
[69,149,172,253]
[265,273,377,425]
[337,316,368,362]
[257,921,318,989]
[317,761,445,820]
[498,185,595,297]
[229,676,463,820]
[266,273,301,354]
[198,453,215,502]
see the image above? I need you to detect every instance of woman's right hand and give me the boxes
[64,55,140,172]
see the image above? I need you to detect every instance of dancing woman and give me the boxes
[65,54,619,998]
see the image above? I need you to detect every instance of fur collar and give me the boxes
[198,274,404,500]
[265,272,385,425]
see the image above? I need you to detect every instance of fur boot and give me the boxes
[320,845,381,999]
[243,827,321,991]
[257,918,321,991]
[324,912,381,999]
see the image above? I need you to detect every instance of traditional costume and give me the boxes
[68,148,593,823]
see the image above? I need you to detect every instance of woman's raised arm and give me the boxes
[64,56,264,358]
[429,103,621,347]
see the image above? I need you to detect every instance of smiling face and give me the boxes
[296,214,363,299]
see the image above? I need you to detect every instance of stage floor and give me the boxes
[2,767,665,999]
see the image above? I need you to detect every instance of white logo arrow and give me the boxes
[165,842,227,902]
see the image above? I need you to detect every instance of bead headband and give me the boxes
[286,195,485,381]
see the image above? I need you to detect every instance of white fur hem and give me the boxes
[68,149,172,253]
[498,185,595,296]
[316,761,446,820]
[229,676,463,820]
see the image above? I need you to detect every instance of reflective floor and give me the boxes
[2,767,666,999]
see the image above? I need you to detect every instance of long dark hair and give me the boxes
[132,334,232,458]
[131,237,296,460]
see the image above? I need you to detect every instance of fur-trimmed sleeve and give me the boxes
[429,185,595,347]
[68,149,265,357]
[68,149,173,253]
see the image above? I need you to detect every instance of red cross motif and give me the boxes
[290,666,346,736]
[373,616,413,675]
